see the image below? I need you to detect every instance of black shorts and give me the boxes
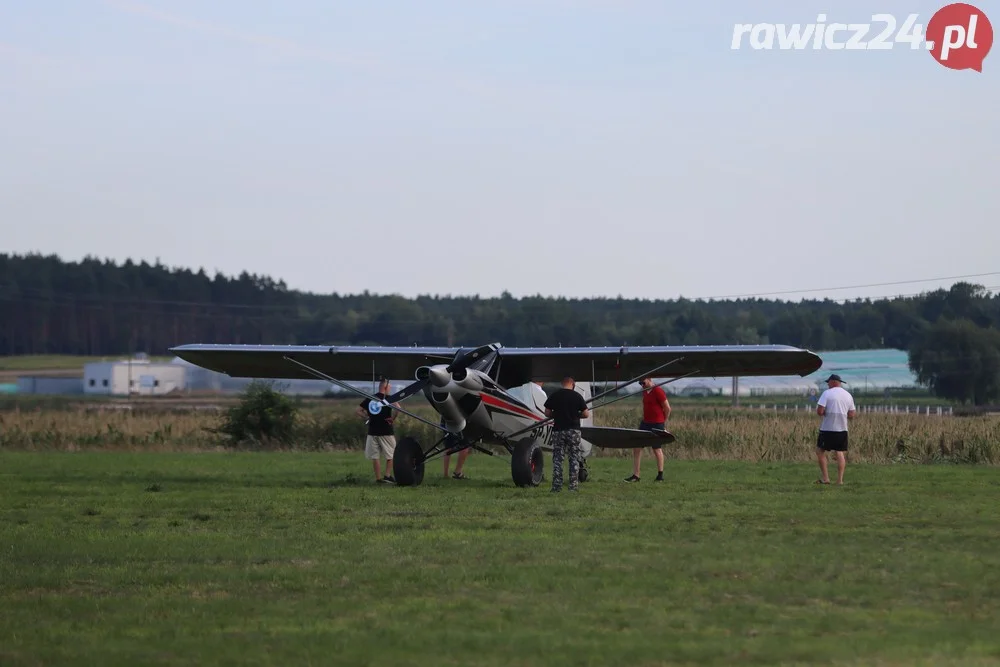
[639,421,666,450]
[817,431,849,452]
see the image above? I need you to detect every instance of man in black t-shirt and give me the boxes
[543,377,590,492]
[356,378,400,484]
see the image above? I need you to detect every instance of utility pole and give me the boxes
[732,376,739,407]
[127,335,132,403]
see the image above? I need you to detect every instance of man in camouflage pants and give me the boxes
[544,377,590,493]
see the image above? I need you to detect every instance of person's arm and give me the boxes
[356,406,368,420]
[659,390,671,421]
[848,397,856,419]
[817,392,827,416]
[579,395,590,419]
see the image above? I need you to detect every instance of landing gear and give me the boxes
[387,433,582,490]
[394,436,425,487]
[395,433,494,487]
[511,440,544,487]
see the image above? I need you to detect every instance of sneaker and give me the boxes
[655,472,664,482]
[623,474,640,483]
[452,472,467,480]
[384,475,396,483]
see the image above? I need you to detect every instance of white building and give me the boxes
[84,357,186,396]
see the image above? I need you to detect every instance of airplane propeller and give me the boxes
[386,342,499,404]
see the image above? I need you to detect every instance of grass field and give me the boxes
[0,355,103,372]
[0,355,174,370]
[0,355,174,382]
[2,451,1000,666]
[2,398,999,466]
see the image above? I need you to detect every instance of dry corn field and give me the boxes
[3,400,999,465]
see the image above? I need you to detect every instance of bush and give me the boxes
[216,381,298,447]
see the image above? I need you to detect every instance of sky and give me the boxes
[1,0,997,302]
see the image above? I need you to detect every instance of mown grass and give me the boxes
[2,399,999,466]
[2,452,1000,666]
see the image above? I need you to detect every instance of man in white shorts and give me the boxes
[356,378,399,484]
[815,374,856,485]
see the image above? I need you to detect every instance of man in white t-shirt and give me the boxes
[815,374,856,485]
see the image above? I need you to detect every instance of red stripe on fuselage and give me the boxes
[480,393,543,421]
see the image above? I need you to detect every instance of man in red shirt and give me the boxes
[624,375,670,482]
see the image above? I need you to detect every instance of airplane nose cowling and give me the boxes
[428,365,451,387]
[452,369,484,391]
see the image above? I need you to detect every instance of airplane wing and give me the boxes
[169,344,462,382]
[580,426,676,449]
[168,342,821,387]
[493,344,822,387]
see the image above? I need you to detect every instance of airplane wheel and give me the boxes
[394,436,425,487]
[512,440,544,487]
[578,465,589,483]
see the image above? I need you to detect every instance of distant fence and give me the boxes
[746,385,922,398]
[749,403,955,416]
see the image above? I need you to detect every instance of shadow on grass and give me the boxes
[325,473,530,490]
[23,472,347,491]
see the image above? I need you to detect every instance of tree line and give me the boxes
[3,252,999,403]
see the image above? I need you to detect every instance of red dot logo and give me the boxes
[927,3,993,71]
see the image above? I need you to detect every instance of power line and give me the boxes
[3,285,1000,326]
[687,272,1000,301]
[0,287,302,311]
[1,271,997,311]
[2,284,1000,316]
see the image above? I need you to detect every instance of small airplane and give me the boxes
[169,342,822,487]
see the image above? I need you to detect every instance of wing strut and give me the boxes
[585,356,685,406]
[588,371,699,412]
[281,356,452,435]
[502,358,692,441]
